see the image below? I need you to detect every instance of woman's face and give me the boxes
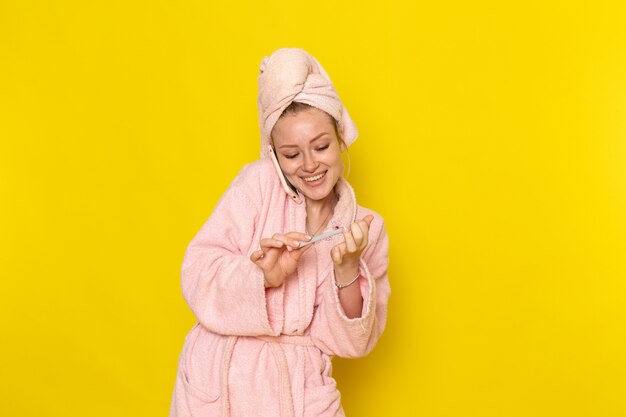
[271,108,345,203]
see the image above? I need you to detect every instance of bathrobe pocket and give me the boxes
[180,323,222,411]
[304,352,343,417]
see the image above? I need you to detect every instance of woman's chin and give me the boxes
[299,183,337,202]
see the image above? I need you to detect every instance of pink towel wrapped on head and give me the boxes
[257,48,359,158]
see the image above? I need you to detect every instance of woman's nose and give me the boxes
[302,152,318,172]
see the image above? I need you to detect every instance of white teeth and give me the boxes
[304,172,325,182]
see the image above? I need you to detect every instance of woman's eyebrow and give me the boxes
[279,132,329,149]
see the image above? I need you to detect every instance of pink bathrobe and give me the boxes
[169,157,391,417]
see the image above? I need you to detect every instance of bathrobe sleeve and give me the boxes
[180,163,280,336]
[309,215,391,358]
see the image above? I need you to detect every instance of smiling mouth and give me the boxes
[303,171,327,182]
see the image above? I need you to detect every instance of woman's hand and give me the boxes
[331,215,374,274]
[250,232,312,288]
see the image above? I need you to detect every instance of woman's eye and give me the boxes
[316,144,330,151]
[285,153,299,159]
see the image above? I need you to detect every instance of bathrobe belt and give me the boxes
[220,334,316,417]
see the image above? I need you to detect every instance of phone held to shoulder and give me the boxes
[268,145,303,204]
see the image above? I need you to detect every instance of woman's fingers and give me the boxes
[272,233,295,249]
[332,216,374,265]
[288,240,313,260]
[285,232,312,249]
[354,215,374,249]
[273,232,311,249]
[260,237,285,251]
[331,244,345,265]
[258,238,284,268]
[250,250,265,262]
[252,231,315,288]
[342,226,357,253]
[260,232,311,250]
[354,220,370,248]
[256,231,312,266]
[284,231,312,242]
[350,222,364,247]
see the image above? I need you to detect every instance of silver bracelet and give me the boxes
[335,271,361,289]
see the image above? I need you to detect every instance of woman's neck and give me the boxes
[305,188,339,234]
[305,189,338,217]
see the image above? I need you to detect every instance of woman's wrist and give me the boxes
[334,262,360,288]
[334,270,360,289]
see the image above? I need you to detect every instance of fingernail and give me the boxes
[305,235,312,240]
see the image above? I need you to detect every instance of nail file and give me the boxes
[298,228,343,247]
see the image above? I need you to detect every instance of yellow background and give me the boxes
[1,1,625,416]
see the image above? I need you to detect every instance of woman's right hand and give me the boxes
[250,232,312,288]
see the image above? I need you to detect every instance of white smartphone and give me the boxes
[268,145,303,204]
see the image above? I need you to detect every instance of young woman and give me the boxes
[169,48,391,417]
